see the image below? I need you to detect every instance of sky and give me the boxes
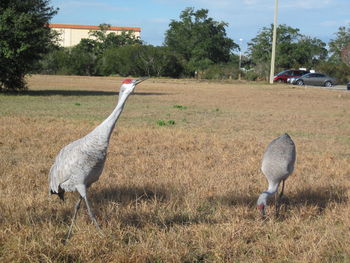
[50,0,350,53]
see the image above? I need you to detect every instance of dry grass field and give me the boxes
[0,75,349,262]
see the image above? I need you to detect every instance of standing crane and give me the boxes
[49,77,148,241]
[257,133,296,217]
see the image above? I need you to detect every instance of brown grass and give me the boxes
[0,75,349,262]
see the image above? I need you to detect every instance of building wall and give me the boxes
[49,24,141,47]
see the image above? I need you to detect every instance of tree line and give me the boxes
[1,1,350,91]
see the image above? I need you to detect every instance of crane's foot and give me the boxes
[275,196,291,219]
[91,217,105,237]
[275,205,280,218]
[63,197,83,245]
[83,196,105,237]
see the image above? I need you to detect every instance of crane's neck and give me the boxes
[91,91,131,142]
[257,182,279,206]
[266,182,279,195]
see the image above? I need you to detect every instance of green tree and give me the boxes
[67,23,142,76]
[248,24,327,78]
[88,23,142,56]
[341,43,350,66]
[97,45,137,76]
[98,45,183,78]
[0,0,57,91]
[164,7,238,75]
[69,39,98,76]
[328,24,350,65]
[292,36,328,67]
[316,61,350,84]
[35,47,70,75]
[37,24,142,76]
[135,45,183,77]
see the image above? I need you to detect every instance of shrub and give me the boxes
[98,45,183,77]
[243,70,259,81]
[36,47,71,75]
[202,64,239,79]
[316,61,350,84]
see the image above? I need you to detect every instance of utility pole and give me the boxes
[269,0,278,84]
[238,38,243,80]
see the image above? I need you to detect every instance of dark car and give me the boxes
[292,73,336,87]
[347,82,350,90]
[274,69,309,83]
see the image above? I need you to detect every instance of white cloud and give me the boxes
[243,0,259,6]
[150,18,169,23]
[281,0,332,10]
[320,19,350,27]
[55,0,130,12]
[320,20,339,27]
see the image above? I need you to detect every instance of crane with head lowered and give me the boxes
[257,133,296,217]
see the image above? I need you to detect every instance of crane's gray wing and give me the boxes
[261,133,296,179]
[48,138,84,194]
[48,134,108,194]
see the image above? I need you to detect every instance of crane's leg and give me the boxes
[279,179,285,199]
[75,184,103,236]
[275,191,280,217]
[275,180,286,217]
[65,197,82,242]
[83,196,103,235]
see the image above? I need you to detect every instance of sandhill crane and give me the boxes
[257,133,296,217]
[49,77,148,241]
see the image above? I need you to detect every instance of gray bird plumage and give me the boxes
[257,133,296,217]
[49,77,148,241]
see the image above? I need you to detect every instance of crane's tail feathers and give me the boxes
[50,189,65,201]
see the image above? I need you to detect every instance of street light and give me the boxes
[239,38,243,80]
[269,0,279,84]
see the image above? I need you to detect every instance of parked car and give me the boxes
[347,82,350,90]
[274,69,309,83]
[291,73,336,87]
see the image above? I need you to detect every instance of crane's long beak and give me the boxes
[135,77,149,85]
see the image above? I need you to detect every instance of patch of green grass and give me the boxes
[173,104,187,110]
[156,120,166,126]
[336,135,350,144]
[156,119,176,126]
[286,131,317,138]
[0,93,113,121]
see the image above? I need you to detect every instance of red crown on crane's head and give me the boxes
[122,78,133,84]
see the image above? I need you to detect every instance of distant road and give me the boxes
[301,85,349,91]
[328,85,348,91]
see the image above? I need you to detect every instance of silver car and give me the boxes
[292,73,336,87]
